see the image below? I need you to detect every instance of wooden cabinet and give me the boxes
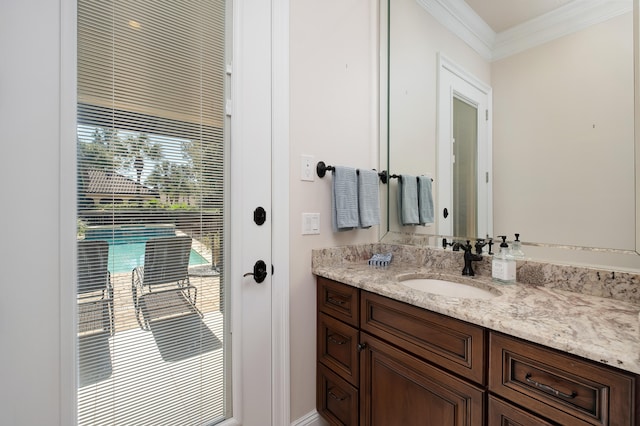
[317,277,360,425]
[316,277,639,425]
[359,333,484,426]
[489,332,637,426]
[317,277,485,425]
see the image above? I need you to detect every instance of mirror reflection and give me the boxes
[384,0,635,260]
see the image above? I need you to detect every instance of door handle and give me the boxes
[243,260,267,283]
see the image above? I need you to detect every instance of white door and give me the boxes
[230,0,273,423]
[229,0,288,424]
[437,54,493,240]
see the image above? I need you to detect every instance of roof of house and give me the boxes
[84,168,159,197]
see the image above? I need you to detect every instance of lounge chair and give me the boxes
[77,240,114,336]
[132,235,202,330]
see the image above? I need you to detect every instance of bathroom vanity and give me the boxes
[314,244,640,425]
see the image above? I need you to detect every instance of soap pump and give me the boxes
[492,236,516,284]
[511,233,525,259]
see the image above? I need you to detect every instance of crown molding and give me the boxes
[416,0,494,60]
[416,0,633,62]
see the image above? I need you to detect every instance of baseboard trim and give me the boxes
[291,410,326,426]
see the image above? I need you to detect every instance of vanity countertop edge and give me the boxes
[312,245,640,375]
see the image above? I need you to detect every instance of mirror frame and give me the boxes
[381,0,640,270]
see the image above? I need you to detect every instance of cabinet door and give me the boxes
[360,333,484,426]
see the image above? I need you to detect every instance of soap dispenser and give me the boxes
[511,233,525,259]
[492,236,516,284]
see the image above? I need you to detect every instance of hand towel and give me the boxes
[357,169,380,228]
[418,175,434,225]
[332,166,359,232]
[397,174,419,226]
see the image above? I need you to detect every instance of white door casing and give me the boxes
[437,53,493,239]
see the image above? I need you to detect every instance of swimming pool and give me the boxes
[84,225,210,274]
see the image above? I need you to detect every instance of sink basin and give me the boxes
[399,278,498,300]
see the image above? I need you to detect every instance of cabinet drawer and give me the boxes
[318,277,359,327]
[488,395,561,426]
[361,291,486,385]
[489,332,636,425]
[318,312,359,386]
[318,363,358,426]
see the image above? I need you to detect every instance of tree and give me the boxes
[113,133,162,187]
[147,160,197,205]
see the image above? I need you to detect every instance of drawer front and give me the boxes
[490,332,636,425]
[318,312,359,386]
[318,363,358,426]
[488,395,561,426]
[318,277,359,327]
[361,291,486,385]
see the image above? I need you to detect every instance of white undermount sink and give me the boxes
[399,278,499,300]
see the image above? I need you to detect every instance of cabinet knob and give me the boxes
[357,342,368,352]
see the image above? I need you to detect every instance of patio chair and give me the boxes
[132,235,202,330]
[77,240,114,336]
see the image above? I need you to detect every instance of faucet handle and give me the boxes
[474,238,486,255]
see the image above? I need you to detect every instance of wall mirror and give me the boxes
[380,0,640,269]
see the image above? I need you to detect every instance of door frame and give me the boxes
[436,53,493,239]
[59,0,290,424]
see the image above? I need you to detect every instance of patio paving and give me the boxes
[78,256,226,426]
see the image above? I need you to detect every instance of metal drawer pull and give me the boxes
[328,334,347,345]
[328,388,347,401]
[525,373,577,399]
[327,296,347,306]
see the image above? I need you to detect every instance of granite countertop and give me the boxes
[312,245,640,375]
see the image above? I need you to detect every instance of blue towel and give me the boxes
[418,176,434,225]
[397,174,419,226]
[357,169,380,228]
[332,166,359,232]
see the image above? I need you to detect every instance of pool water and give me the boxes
[108,242,209,274]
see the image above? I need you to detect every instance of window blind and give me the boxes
[76,1,227,425]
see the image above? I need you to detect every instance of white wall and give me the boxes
[289,0,379,421]
[492,12,635,250]
[0,1,66,424]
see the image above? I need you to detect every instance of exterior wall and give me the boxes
[289,0,379,421]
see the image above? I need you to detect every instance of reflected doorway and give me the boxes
[453,97,478,237]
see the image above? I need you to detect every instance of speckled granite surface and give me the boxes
[312,243,640,374]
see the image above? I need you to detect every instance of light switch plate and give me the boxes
[301,155,314,181]
[302,213,320,235]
